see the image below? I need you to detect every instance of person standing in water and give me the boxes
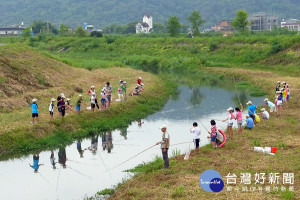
[223,107,234,139]
[156,125,170,169]
[190,122,201,154]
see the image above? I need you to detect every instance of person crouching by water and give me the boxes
[245,114,254,130]
[207,120,217,149]
[156,125,169,169]
[190,122,201,154]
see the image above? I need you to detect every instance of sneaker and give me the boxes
[30,121,34,124]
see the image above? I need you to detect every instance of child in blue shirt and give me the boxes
[245,114,254,130]
[29,99,41,123]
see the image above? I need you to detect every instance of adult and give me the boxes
[105,82,113,107]
[90,93,96,112]
[223,107,234,139]
[277,90,283,115]
[263,98,276,116]
[246,101,256,125]
[286,84,290,106]
[156,125,170,169]
[60,96,66,117]
[88,86,100,110]
[190,122,201,153]
[121,81,127,102]
[245,114,254,130]
[57,93,64,117]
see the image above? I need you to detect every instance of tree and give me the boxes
[231,10,249,32]
[21,27,32,37]
[31,20,58,35]
[122,21,139,34]
[90,31,103,37]
[74,26,88,37]
[59,24,71,35]
[167,16,181,37]
[187,10,205,36]
[153,22,167,33]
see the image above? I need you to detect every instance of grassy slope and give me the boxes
[109,68,300,200]
[28,35,300,76]
[0,45,175,159]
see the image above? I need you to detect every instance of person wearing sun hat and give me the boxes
[29,98,40,123]
[49,98,55,120]
[246,101,257,125]
[259,108,270,119]
[222,107,235,139]
[121,81,127,102]
[57,93,64,116]
[156,125,170,169]
[76,94,85,114]
[245,114,254,130]
[263,98,276,116]
[88,86,100,110]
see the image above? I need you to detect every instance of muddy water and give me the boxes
[0,86,264,200]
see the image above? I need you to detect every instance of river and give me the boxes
[0,85,264,200]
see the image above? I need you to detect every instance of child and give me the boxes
[263,98,276,116]
[91,93,96,112]
[286,84,290,106]
[59,96,66,118]
[118,88,122,100]
[277,90,283,116]
[29,99,40,123]
[245,114,254,130]
[190,122,201,153]
[207,120,217,149]
[222,107,235,139]
[259,108,270,119]
[76,94,85,114]
[49,98,55,120]
[105,82,113,108]
[66,98,74,112]
[100,88,107,110]
[121,81,127,102]
[88,86,100,110]
[235,104,243,135]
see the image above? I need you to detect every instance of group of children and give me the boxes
[204,80,290,148]
[29,77,144,123]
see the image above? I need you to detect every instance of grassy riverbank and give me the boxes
[105,68,300,200]
[0,45,176,160]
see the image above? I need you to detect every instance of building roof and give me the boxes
[144,14,152,18]
[0,27,25,31]
[142,22,149,27]
[282,23,300,26]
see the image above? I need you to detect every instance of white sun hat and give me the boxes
[227,107,234,111]
[67,98,70,101]
[139,77,142,79]
[79,94,83,97]
[51,98,56,102]
[246,101,252,105]
[264,98,269,101]
[91,86,95,89]
[261,108,265,111]
[246,114,250,118]
[160,125,167,129]
[60,93,64,96]
[32,98,37,102]
[277,81,280,83]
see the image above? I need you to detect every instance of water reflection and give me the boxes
[89,135,99,155]
[77,140,87,158]
[120,126,128,140]
[58,147,67,168]
[30,153,44,173]
[102,131,114,153]
[189,87,204,106]
[50,150,57,169]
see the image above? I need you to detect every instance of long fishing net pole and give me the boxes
[233,76,242,105]
[109,141,194,171]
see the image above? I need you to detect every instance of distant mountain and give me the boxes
[0,0,299,29]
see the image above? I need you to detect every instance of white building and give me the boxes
[281,19,300,32]
[136,14,153,34]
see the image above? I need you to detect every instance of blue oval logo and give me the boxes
[199,169,224,192]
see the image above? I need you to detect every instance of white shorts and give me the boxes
[277,100,283,106]
[270,106,276,112]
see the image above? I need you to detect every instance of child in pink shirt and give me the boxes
[207,120,217,149]
[235,103,243,135]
